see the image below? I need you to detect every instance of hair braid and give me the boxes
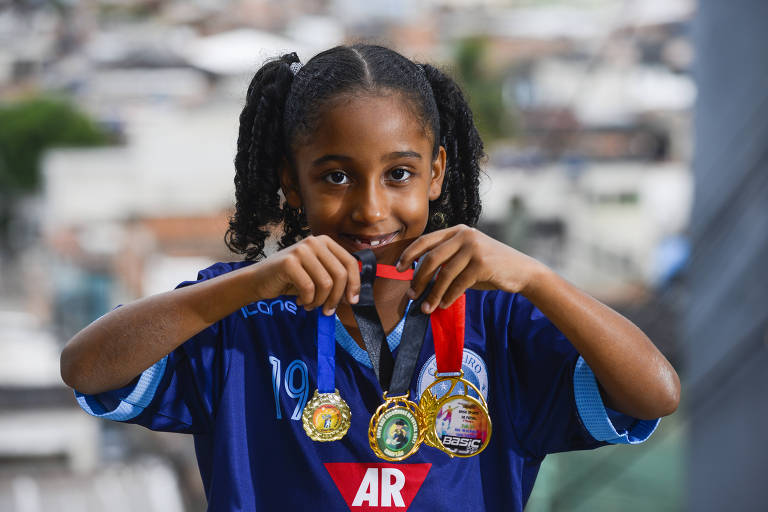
[421,63,484,231]
[226,52,304,260]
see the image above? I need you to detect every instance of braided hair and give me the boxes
[226,44,485,261]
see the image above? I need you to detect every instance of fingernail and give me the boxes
[395,259,403,271]
[351,294,359,304]
[406,288,416,299]
[422,302,431,314]
[325,307,336,316]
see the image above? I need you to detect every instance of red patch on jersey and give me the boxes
[325,462,431,511]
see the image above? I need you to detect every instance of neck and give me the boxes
[336,277,411,350]
[336,238,418,350]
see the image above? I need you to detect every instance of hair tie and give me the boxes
[290,62,303,76]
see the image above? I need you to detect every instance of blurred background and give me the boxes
[0,0,765,510]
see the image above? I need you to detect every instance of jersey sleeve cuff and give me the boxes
[573,356,659,444]
[74,356,168,421]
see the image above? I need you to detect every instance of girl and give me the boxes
[61,44,679,511]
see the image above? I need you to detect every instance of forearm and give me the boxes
[60,265,260,394]
[521,263,680,420]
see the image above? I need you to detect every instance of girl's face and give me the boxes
[281,92,446,255]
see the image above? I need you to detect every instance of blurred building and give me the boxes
[0,0,699,510]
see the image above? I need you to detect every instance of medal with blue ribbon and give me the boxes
[302,311,352,442]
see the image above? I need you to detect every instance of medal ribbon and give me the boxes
[430,293,466,374]
[351,249,433,396]
[357,261,414,281]
[316,311,336,393]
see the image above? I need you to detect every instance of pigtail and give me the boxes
[421,64,484,231]
[226,52,304,261]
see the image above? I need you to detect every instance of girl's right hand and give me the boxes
[250,235,361,315]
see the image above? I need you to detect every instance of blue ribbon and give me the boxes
[317,311,336,394]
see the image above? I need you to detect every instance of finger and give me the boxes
[297,247,334,310]
[283,255,315,307]
[396,228,456,272]
[409,234,464,300]
[327,241,361,304]
[420,246,473,313]
[438,267,478,310]
[314,243,349,315]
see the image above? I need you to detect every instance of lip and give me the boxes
[340,231,400,251]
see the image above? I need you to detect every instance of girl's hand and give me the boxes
[395,225,544,313]
[251,235,361,315]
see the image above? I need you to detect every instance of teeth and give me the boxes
[352,235,391,247]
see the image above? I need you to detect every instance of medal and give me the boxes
[302,388,351,442]
[368,391,423,461]
[420,294,492,457]
[302,310,351,441]
[351,249,434,462]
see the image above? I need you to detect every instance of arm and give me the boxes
[520,263,679,420]
[61,235,361,395]
[397,225,680,421]
[61,265,260,394]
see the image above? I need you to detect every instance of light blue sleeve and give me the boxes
[573,356,660,444]
[74,356,168,422]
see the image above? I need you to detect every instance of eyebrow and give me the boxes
[311,151,422,167]
[384,151,422,161]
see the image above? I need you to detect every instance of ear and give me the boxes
[279,160,302,208]
[428,145,447,201]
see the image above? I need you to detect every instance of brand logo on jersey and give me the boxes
[417,348,489,400]
[241,299,298,318]
[325,463,431,511]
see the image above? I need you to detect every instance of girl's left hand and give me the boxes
[396,224,544,313]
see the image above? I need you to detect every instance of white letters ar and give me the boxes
[351,467,406,507]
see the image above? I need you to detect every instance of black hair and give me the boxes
[226,44,485,261]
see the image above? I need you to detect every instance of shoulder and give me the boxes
[177,260,255,288]
[464,288,531,320]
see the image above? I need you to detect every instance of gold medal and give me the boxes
[302,389,351,442]
[420,372,492,458]
[368,392,424,461]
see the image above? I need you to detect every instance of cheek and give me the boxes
[304,195,345,231]
[397,190,431,230]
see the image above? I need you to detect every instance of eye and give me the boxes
[388,168,412,182]
[324,171,350,185]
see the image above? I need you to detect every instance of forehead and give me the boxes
[293,92,434,165]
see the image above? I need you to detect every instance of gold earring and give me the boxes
[431,211,446,228]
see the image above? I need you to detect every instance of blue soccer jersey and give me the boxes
[75,261,659,511]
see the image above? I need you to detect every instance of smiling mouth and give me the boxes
[342,231,399,250]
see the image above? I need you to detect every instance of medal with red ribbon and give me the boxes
[420,294,492,457]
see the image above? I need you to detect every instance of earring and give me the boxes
[431,211,447,229]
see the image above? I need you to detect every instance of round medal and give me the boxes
[432,395,491,457]
[420,373,492,457]
[302,389,351,442]
[368,392,424,461]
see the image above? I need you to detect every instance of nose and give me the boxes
[350,179,389,225]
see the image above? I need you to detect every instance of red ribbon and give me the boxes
[357,262,414,281]
[361,261,464,372]
[430,294,466,374]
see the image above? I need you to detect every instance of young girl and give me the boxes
[60,44,679,511]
